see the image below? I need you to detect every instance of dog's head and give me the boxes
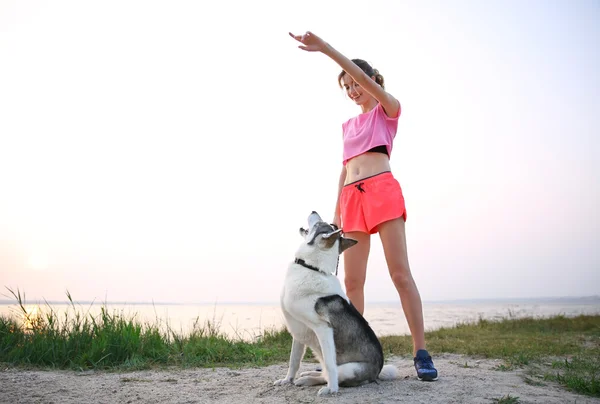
[299,211,357,255]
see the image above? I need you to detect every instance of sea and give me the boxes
[1,297,599,341]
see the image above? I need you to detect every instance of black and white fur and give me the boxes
[274,211,398,396]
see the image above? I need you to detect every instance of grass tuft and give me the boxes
[491,394,520,403]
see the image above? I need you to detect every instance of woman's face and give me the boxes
[341,74,372,106]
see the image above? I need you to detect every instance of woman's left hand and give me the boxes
[289,31,327,52]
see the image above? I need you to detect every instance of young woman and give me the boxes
[289,30,438,381]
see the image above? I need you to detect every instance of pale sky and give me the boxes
[0,0,598,305]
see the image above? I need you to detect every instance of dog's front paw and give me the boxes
[273,377,293,386]
[317,386,339,396]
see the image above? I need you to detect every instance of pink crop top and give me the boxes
[342,102,400,165]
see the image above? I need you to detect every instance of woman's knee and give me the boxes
[344,257,367,292]
[389,264,414,289]
[344,273,365,293]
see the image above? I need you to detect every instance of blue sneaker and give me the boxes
[414,349,438,381]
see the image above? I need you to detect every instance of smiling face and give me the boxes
[337,59,385,109]
[341,74,373,107]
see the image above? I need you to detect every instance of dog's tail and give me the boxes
[378,364,400,381]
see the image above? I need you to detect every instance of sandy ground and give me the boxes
[2,354,598,404]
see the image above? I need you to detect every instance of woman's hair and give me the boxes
[338,58,385,89]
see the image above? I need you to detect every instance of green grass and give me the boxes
[545,356,600,396]
[0,287,294,370]
[1,287,599,398]
[491,394,520,404]
[379,313,600,398]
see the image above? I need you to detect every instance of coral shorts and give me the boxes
[339,171,407,234]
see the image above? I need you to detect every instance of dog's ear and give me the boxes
[339,237,358,253]
[299,227,308,237]
[321,228,342,239]
[320,228,342,249]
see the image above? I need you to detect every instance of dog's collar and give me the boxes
[294,258,339,276]
[294,258,321,273]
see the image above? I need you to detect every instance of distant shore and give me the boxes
[1,295,598,306]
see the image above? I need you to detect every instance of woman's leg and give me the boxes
[378,217,437,381]
[377,217,425,355]
[342,231,371,314]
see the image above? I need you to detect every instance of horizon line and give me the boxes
[1,295,599,306]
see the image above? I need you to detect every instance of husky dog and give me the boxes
[274,211,399,396]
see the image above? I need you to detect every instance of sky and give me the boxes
[0,0,598,305]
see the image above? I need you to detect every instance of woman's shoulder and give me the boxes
[376,100,401,120]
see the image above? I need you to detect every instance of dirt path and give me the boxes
[2,354,598,404]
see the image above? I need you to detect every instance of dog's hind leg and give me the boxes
[299,370,322,377]
[312,325,339,396]
[274,338,306,386]
[337,362,378,387]
[294,375,327,386]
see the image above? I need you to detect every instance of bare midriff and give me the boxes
[344,152,392,185]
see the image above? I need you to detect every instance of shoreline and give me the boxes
[2,299,599,342]
[1,295,598,306]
